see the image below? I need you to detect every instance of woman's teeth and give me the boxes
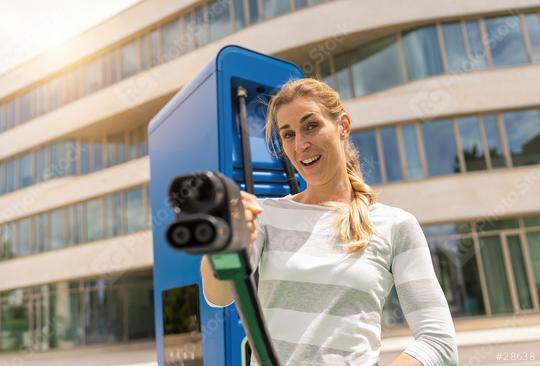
[301,155,321,165]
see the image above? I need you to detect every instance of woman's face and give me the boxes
[276,97,350,187]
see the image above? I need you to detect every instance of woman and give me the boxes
[201,78,458,365]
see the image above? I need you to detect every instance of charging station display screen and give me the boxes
[162,284,203,366]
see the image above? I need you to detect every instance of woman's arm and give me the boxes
[390,212,458,366]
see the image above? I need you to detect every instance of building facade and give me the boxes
[1,0,540,364]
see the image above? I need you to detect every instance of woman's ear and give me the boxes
[338,113,351,139]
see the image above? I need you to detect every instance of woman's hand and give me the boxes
[240,191,263,242]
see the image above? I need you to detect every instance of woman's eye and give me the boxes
[282,132,293,139]
[306,122,318,130]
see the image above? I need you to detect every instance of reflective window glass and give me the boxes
[318,59,334,89]
[50,209,66,250]
[476,218,519,232]
[479,236,513,314]
[94,140,104,171]
[457,117,487,171]
[0,103,6,132]
[121,40,140,78]
[502,109,540,166]
[0,290,31,352]
[6,99,16,129]
[525,13,540,62]
[86,198,104,242]
[194,7,208,47]
[263,0,291,19]
[350,130,382,184]
[48,283,81,348]
[84,58,102,94]
[380,127,403,181]
[7,159,16,192]
[80,141,91,174]
[422,119,459,176]
[35,214,49,253]
[125,188,145,234]
[208,0,233,41]
[401,124,423,179]
[19,93,31,123]
[106,133,127,168]
[0,162,5,195]
[140,34,151,70]
[72,203,85,244]
[465,20,488,70]
[429,238,485,316]
[248,0,260,24]
[485,16,528,67]
[295,0,309,8]
[114,192,124,236]
[124,283,154,340]
[234,0,246,30]
[402,26,444,80]
[442,22,469,72]
[18,218,33,257]
[150,29,161,65]
[48,76,66,111]
[524,215,540,227]
[19,153,33,188]
[482,115,506,168]
[527,231,540,297]
[350,36,404,96]
[161,19,181,62]
[84,280,124,344]
[0,223,16,260]
[334,54,353,100]
[507,235,533,310]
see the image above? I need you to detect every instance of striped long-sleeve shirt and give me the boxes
[210,196,458,365]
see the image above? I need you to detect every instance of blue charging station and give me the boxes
[148,45,305,366]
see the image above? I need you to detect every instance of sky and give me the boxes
[0,0,140,75]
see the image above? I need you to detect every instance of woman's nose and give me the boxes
[295,135,310,152]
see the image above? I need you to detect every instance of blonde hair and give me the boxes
[264,78,377,253]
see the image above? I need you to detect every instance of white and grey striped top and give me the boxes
[222,196,457,366]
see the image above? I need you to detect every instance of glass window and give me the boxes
[125,284,154,340]
[380,127,403,181]
[482,115,506,168]
[422,119,459,176]
[234,0,246,30]
[48,76,66,111]
[263,0,291,19]
[0,162,5,195]
[80,140,91,174]
[106,133,127,168]
[0,103,6,132]
[50,208,66,250]
[401,124,423,179]
[476,218,519,232]
[502,109,540,166]
[208,0,233,41]
[6,99,16,129]
[19,92,31,123]
[7,159,17,192]
[295,0,309,8]
[86,198,104,242]
[84,58,102,94]
[103,49,120,86]
[104,196,115,239]
[150,29,161,65]
[507,235,533,310]
[48,282,81,348]
[457,117,487,171]
[442,22,469,72]
[423,223,471,237]
[429,238,485,316]
[84,280,124,344]
[524,215,540,227]
[72,203,85,244]
[114,192,124,236]
[350,130,382,184]
[485,16,528,67]
[161,19,181,62]
[121,40,140,78]
[479,236,513,314]
[0,223,16,260]
[51,142,71,177]
[0,290,31,352]
[465,20,488,70]
[17,218,33,257]
[194,7,208,48]
[248,0,260,24]
[334,54,353,100]
[125,188,145,234]
[402,26,444,80]
[350,36,404,96]
[19,153,33,188]
[525,13,540,62]
[140,34,151,70]
[94,140,104,171]
[318,59,334,89]
[527,231,540,297]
